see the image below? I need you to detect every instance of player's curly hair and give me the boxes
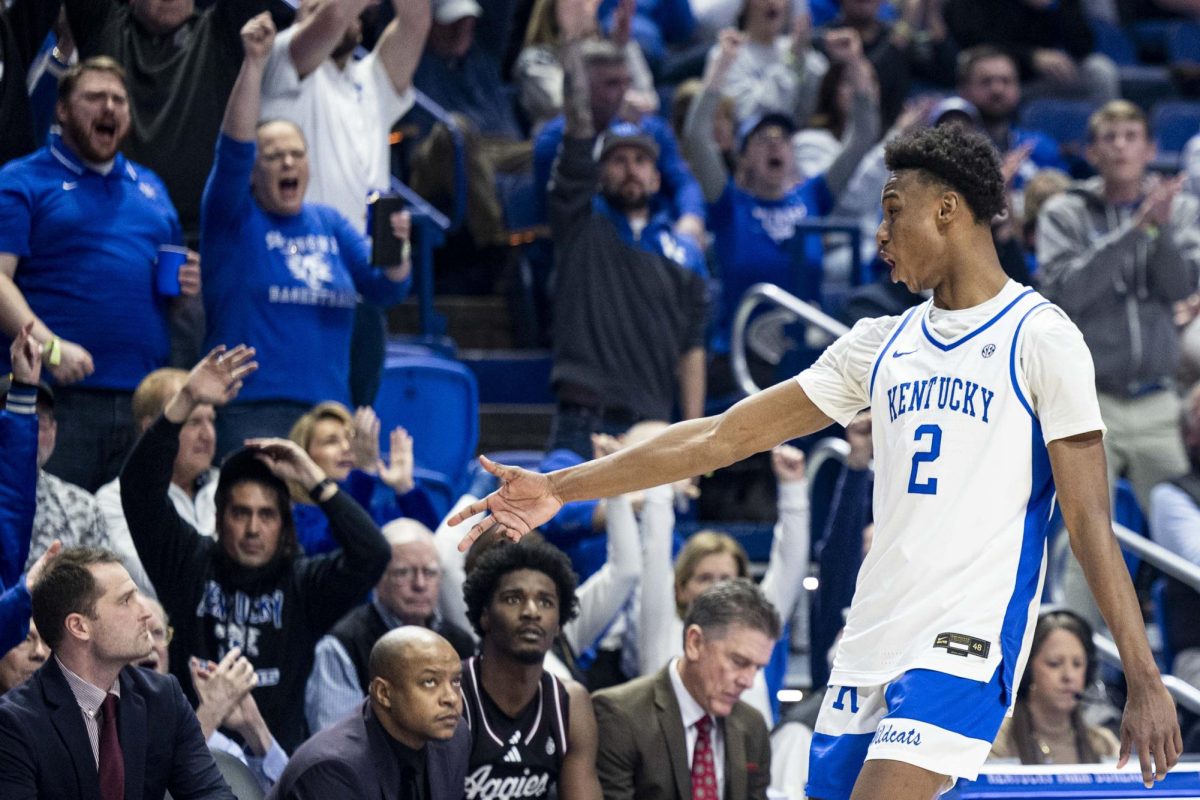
[884,125,1006,223]
[463,539,580,638]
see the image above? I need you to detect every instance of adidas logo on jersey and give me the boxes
[503,747,522,763]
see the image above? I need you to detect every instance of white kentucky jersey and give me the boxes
[831,287,1067,698]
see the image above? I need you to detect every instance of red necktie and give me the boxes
[99,693,125,800]
[691,715,717,800]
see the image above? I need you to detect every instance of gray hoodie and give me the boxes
[1037,176,1200,396]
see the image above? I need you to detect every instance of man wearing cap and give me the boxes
[546,0,709,459]
[119,345,391,752]
[682,31,878,370]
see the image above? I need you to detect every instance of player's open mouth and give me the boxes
[93,121,117,142]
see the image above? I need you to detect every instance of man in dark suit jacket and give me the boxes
[269,627,469,800]
[592,579,779,800]
[0,546,233,799]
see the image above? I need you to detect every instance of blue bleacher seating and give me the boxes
[1019,99,1100,155]
[1168,21,1200,63]
[1151,100,1200,155]
[1090,17,1139,66]
[373,355,479,519]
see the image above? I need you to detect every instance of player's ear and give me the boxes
[937,191,960,226]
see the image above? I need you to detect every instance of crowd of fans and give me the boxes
[3,0,1200,796]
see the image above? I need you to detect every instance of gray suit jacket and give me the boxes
[267,701,469,800]
[591,666,771,800]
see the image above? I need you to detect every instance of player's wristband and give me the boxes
[41,337,61,367]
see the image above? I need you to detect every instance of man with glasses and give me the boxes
[305,518,475,732]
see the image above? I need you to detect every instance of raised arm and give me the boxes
[822,57,881,198]
[1049,432,1181,787]
[223,12,276,143]
[683,30,741,203]
[375,0,431,95]
[287,0,375,79]
[0,324,41,587]
[453,377,834,550]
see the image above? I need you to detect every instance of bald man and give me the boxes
[271,628,469,800]
[306,518,475,732]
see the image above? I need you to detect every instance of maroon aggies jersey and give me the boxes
[460,656,571,800]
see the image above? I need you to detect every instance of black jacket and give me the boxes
[120,415,390,752]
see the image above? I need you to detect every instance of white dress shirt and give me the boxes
[668,657,725,799]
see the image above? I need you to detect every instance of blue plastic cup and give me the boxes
[156,245,187,297]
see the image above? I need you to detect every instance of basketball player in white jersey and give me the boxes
[449,125,1181,799]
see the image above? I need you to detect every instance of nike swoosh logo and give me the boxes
[892,349,917,358]
[62,181,77,191]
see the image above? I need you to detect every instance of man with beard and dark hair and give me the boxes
[119,344,391,752]
[546,0,709,459]
[956,46,1066,176]
[459,540,602,800]
[0,56,200,493]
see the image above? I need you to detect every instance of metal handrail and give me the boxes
[730,283,851,397]
[1111,522,1200,592]
[409,89,467,233]
[1093,635,1200,715]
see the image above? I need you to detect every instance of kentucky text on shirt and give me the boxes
[885,376,997,424]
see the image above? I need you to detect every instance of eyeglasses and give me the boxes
[384,566,441,583]
[151,625,174,645]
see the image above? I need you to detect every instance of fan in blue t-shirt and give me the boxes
[682,33,882,356]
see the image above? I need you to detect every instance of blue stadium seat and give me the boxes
[1018,99,1100,154]
[1168,21,1200,63]
[373,355,479,519]
[1151,100,1200,155]
[1090,17,1139,66]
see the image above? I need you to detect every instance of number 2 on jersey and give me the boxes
[907,423,942,495]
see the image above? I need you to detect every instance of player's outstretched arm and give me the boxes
[1048,431,1182,788]
[452,378,834,550]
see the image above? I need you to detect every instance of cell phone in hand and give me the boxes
[368,194,407,266]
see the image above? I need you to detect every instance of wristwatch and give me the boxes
[308,478,336,502]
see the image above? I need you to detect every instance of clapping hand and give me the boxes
[378,426,416,494]
[9,322,42,387]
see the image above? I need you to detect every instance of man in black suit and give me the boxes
[0,546,233,799]
[269,626,469,800]
[592,579,778,800]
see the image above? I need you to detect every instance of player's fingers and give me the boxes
[1138,740,1155,787]
[447,497,488,527]
[1117,731,1131,770]
[1154,736,1169,781]
[456,517,494,553]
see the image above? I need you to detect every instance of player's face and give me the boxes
[176,404,216,486]
[1028,629,1088,716]
[481,569,561,664]
[678,553,741,612]
[253,122,309,216]
[877,170,949,293]
[960,57,1020,122]
[376,540,442,625]
[56,70,131,164]
[0,620,49,694]
[683,623,774,717]
[219,482,284,568]
[1086,120,1154,188]
[85,563,155,664]
[306,418,355,481]
[372,639,463,746]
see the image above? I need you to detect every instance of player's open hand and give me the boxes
[450,456,564,551]
[1118,680,1182,787]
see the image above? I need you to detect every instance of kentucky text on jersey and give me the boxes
[885,375,996,423]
